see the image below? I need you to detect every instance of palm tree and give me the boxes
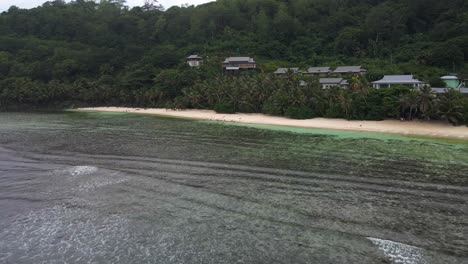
[338,90,353,119]
[399,90,419,120]
[417,85,436,120]
[438,89,464,125]
[349,75,370,96]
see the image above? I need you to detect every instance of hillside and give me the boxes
[0,0,467,123]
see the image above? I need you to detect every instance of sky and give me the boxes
[0,0,213,12]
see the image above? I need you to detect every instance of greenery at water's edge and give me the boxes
[1,0,468,124]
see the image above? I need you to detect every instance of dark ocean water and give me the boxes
[0,111,467,264]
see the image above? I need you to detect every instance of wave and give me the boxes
[63,166,98,176]
[368,237,426,264]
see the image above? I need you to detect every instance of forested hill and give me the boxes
[0,0,467,114]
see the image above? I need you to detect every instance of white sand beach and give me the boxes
[78,107,468,139]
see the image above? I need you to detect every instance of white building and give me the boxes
[320,78,349,89]
[274,68,300,75]
[372,75,425,89]
[187,55,203,67]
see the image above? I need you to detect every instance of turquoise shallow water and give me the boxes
[0,111,467,264]
[200,119,468,144]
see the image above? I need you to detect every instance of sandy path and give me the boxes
[77,107,468,140]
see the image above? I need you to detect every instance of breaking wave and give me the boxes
[368,237,426,264]
[63,166,98,176]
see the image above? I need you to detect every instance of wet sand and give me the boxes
[77,107,468,139]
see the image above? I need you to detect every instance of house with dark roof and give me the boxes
[333,66,367,75]
[305,67,331,76]
[187,55,203,67]
[274,68,299,75]
[320,78,349,89]
[222,57,256,72]
[372,75,425,89]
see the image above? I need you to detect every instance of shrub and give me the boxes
[213,101,236,114]
[285,106,315,119]
[262,100,283,116]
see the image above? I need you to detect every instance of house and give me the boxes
[320,78,349,89]
[187,55,203,67]
[274,68,299,75]
[441,75,463,89]
[333,66,367,75]
[432,75,468,94]
[222,57,256,72]
[372,75,425,89]
[431,87,468,94]
[305,67,331,76]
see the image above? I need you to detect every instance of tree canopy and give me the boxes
[0,0,467,124]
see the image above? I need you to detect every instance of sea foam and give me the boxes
[368,237,426,264]
[64,166,98,176]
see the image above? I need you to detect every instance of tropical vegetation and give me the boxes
[0,0,468,125]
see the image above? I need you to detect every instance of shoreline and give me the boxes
[76,107,468,140]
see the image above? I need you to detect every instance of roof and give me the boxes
[334,66,366,73]
[441,75,459,80]
[187,55,202,59]
[320,78,345,84]
[223,57,255,63]
[372,75,423,84]
[432,87,468,94]
[307,67,330,73]
[274,68,299,74]
[431,88,449,94]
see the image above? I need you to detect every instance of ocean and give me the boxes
[0,111,467,264]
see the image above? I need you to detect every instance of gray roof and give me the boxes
[334,66,366,73]
[431,88,449,94]
[274,68,299,74]
[223,57,255,63]
[187,55,202,59]
[441,75,459,80]
[320,78,345,84]
[432,87,468,94]
[372,75,423,84]
[307,67,330,73]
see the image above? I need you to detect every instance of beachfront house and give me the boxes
[274,68,300,75]
[187,55,203,67]
[333,66,367,76]
[432,75,468,94]
[222,57,256,73]
[305,67,331,76]
[320,78,349,89]
[441,75,463,89]
[431,87,468,94]
[372,75,425,89]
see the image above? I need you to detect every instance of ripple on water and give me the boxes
[368,237,426,264]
